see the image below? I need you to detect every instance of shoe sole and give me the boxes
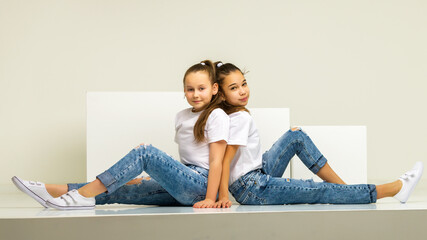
[46,200,95,210]
[11,176,49,208]
[405,164,424,202]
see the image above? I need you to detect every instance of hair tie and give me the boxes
[217,62,223,68]
[200,62,206,66]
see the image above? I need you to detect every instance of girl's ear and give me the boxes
[212,83,219,95]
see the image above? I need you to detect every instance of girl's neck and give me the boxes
[192,106,208,113]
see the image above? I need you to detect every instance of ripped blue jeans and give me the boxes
[230,129,377,204]
[69,145,209,206]
[68,178,181,206]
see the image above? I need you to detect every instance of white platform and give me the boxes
[2,191,427,218]
[1,188,427,240]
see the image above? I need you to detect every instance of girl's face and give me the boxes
[222,71,250,107]
[184,71,218,112]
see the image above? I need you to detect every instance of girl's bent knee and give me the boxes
[289,126,307,136]
[134,143,150,150]
[291,126,301,132]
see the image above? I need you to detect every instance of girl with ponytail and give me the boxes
[12,60,230,209]
[213,61,423,207]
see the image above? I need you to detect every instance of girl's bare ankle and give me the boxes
[394,180,403,196]
[45,184,68,198]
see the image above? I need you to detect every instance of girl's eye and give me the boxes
[187,89,194,92]
[230,87,237,90]
[242,82,247,86]
[199,88,205,91]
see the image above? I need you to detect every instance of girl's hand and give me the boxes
[193,199,215,208]
[214,198,232,208]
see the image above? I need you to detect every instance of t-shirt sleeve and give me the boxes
[228,112,251,146]
[206,109,230,143]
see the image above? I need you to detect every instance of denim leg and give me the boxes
[231,172,377,205]
[68,179,180,206]
[262,129,327,177]
[95,144,208,205]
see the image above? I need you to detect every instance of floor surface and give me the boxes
[1,186,427,219]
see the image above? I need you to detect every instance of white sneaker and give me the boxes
[394,161,424,203]
[11,176,53,208]
[46,189,95,210]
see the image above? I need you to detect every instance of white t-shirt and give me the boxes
[174,108,229,169]
[228,111,262,185]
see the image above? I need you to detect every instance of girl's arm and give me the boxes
[193,140,227,208]
[214,145,239,208]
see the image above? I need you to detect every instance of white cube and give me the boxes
[86,92,188,180]
[290,126,367,184]
[250,108,291,178]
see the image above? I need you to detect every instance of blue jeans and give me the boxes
[68,178,180,206]
[230,129,377,204]
[69,145,210,206]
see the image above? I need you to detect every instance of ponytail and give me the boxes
[193,92,224,142]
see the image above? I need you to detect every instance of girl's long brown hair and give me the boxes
[214,61,250,115]
[183,60,223,143]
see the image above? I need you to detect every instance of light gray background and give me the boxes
[1,0,426,186]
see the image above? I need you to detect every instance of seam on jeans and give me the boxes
[130,189,169,199]
[273,130,309,175]
[116,158,139,183]
[273,139,299,176]
[113,147,147,187]
[264,182,373,204]
[109,188,169,202]
[235,174,257,204]
[240,172,266,204]
[301,142,321,174]
[115,146,206,191]
[369,185,377,203]
[98,171,117,190]
[191,195,206,205]
[137,146,208,188]
[153,153,208,187]
[246,191,266,204]
[187,165,209,179]
[229,178,247,202]
[229,179,243,194]
[266,182,368,191]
